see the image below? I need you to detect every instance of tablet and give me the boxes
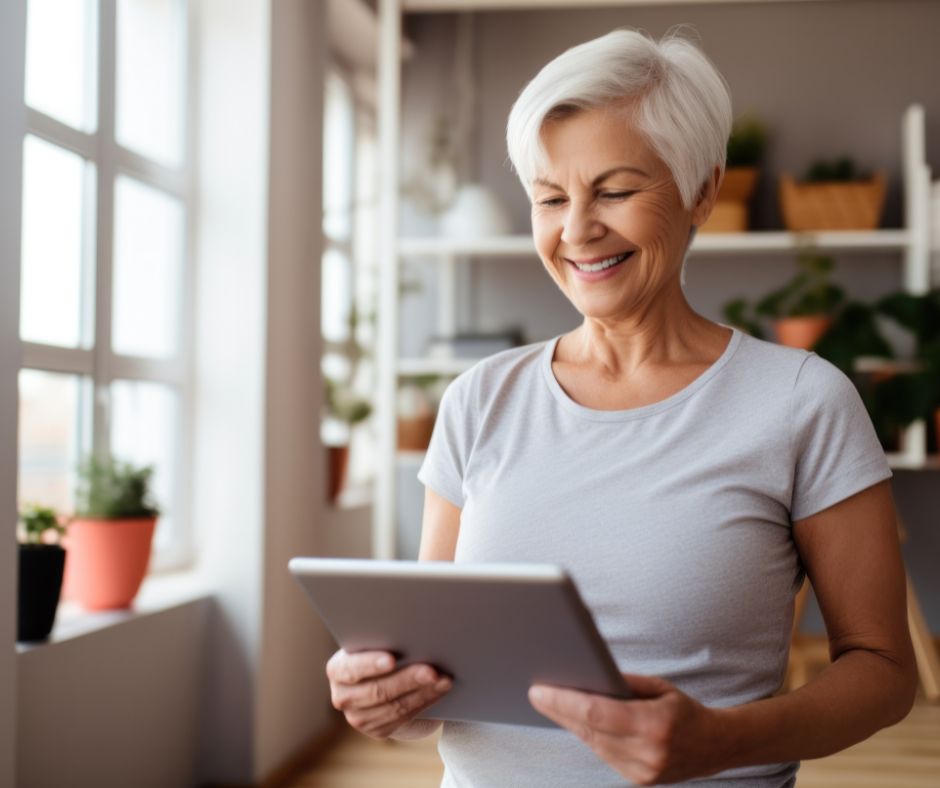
[289,557,630,728]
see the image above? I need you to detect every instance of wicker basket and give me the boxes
[779,172,886,231]
[699,167,759,233]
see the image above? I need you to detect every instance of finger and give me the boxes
[621,673,675,699]
[326,649,396,684]
[359,677,453,736]
[528,685,637,736]
[332,663,440,711]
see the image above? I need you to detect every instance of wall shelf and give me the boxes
[400,229,913,258]
[375,0,935,558]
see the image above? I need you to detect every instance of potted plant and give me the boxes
[723,250,845,349]
[870,290,940,451]
[62,457,160,610]
[17,504,67,641]
[325,378,373,503]
[397,375,442,452]
[701,113,767,233]
[779,155,886,231]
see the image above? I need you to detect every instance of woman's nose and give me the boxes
[560,203,605,247]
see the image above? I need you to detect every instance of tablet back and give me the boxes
[289,558,630,728]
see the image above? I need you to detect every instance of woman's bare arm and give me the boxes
[390,486,461,741]
[715,479,917,766]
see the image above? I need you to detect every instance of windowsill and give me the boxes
[16,570,212,654]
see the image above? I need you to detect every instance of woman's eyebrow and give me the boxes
[592,165,649,183]
[533,165,649,191]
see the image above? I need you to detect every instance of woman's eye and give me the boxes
[537,197,566,207]
[601,191,635,200]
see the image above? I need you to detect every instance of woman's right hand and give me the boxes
[326,648,453,739]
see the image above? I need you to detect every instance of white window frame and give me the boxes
[19,0,195,571]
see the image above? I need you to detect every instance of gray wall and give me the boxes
[0,0,26,783]
[399,1,940,630]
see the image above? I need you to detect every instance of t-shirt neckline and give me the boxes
[540,326,742,422]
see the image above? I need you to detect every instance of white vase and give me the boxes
[440,183,512,238]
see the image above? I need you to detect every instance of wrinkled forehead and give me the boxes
[533,103,666,187]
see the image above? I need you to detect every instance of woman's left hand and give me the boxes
[528,674,730,786]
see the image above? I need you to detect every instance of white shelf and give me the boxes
[398,357,478,376]
[399,229,912,259]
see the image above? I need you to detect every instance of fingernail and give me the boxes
[434,677,451,691]
[419,669,436,685]
[375,656,392,671]
[529,687,545,703]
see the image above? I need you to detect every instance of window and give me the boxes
[18,0,192,568]
[321,66,379,491]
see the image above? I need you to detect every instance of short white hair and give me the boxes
[506,28,732,211]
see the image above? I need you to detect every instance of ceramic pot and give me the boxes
[62,517,156,610]
[328,445,350,504]
[18,544,66,641]
[774,316,832,350]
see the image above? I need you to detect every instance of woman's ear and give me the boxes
[690,166,723,227]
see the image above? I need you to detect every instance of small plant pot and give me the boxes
[774,316,832,350]
[18,544,66,642]
[397,415,436,451]
[62,517,157,610]
[699,167,759,233]
[328,445,350,504]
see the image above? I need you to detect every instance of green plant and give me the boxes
[755,251,845,319]
[326,378,372,426]
[726,113,767,168]
[18,504,65,545]
[872,291,940,426]
[75,456,160,519]
[803,156,863,183]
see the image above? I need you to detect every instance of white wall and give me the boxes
[0,1,26,784]
[17,602,208,788]
[192,0,271,781]
[256,0,335,778]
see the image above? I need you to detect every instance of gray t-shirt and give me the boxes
[417,327,892,787]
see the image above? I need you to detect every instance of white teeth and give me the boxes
[574,252,631,272]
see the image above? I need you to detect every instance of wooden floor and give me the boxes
[289,697,940,787]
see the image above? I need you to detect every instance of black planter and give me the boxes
[18,544,66,642]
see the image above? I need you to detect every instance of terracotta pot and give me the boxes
[397,415,436,451]
[774,316,832,350]
[61,517,157,610]
[328,445,349,504]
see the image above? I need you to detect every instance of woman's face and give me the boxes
[530,105,715,323]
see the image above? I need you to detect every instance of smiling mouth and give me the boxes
[568,251,634,273]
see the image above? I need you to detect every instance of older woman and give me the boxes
[325,29,916,786]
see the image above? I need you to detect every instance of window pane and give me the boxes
[110,380,178,553]
[112,176,184,358]
[322,248,352,343]
[116,0,186,166]
[18,370,91,514]
[25,0,96,130]
[20,135,93,348]
[323,72,355,241]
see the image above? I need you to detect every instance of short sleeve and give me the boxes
[417,375,475,508]
[789,353,892,522]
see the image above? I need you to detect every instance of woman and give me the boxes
[326,28,916,786]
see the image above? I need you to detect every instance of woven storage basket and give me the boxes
[779,172,886,231]
[699,167,759,233]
